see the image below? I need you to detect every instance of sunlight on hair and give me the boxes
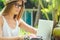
[0,6,6,15]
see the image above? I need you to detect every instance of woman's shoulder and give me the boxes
[0,16,3,27]
[18,18,24,23]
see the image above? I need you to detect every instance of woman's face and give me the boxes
[11,1,23,15]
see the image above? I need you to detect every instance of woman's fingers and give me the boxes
[28,34,37,38]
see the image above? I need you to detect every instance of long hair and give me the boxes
[17,1,24,20]
[2,1,24,20]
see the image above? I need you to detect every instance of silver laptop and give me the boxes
[36,19,54,40]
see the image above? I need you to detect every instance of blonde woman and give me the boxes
[0,0,37,40]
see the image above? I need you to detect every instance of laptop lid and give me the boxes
[37,19,54,40]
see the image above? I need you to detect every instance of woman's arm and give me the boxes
[0,36,24,40]
[0,37,19,40]
[18,19,37,34]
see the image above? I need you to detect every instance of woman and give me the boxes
[0,0,37,40]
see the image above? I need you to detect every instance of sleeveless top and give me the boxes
[2,16,20,37]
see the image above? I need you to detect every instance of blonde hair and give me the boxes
[2,1,24,20]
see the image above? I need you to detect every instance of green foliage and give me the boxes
[30,0,38,4]
[30,0,39,7]
[0,0,5,4]
[18,28,31,36]
[0,0,5,2]
[0,0,4,11]
[40,0,60,20]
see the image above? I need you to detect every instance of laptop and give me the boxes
[36,19,54,40]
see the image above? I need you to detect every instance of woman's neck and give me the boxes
[4,15,17,21]
[4,13,16,20]
[8,13,14,19]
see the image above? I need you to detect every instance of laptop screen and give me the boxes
[36,19,54,40]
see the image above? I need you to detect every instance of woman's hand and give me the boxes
[28,34,37,38]
[23,34,37,40]
[18,36,24,40]
[18,34,37,40]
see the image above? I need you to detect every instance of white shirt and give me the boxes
[2,16,20,37]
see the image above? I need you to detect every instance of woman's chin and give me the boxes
[15,12,19,15]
